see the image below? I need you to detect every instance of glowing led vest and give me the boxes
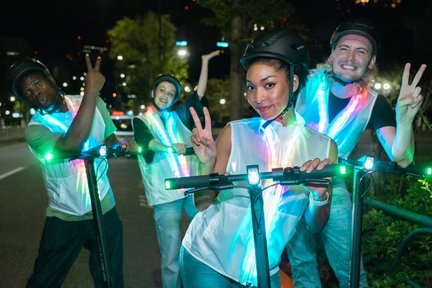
[28,95,111,216]
[182,116,332,287]
[296,69,378,159]
[134,105,199,206]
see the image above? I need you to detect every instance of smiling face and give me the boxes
[153,81,177,110]
[245,59,298,121]
[18,71,62,113]
[330,34,376,82]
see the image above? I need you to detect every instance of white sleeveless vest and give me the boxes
[182,114,332,287]
[296,69,377,159]
[133,106,200,206]
[28,95,111,216]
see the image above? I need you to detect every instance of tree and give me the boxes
[196,0,307,120]
[205,78,232,125]
[107,11,189,111]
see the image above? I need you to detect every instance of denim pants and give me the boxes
[153,196,198,288]
[286,179,368,288]
[180,246,281,288]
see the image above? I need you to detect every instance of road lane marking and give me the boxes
[0,167,25,180]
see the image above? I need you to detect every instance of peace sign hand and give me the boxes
[396,63,427,126]
[189,107,216,164]
[84,53,106,98]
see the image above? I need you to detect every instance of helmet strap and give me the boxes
[262,65,295,129]
[330,74,357,86]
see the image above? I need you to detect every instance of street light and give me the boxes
[177,47,189,58]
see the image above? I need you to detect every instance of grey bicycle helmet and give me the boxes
[5,58,51,100]
[330,19,380,54]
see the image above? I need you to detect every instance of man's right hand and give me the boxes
[84,53,105,98]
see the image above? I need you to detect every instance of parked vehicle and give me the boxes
[110,115,133,141]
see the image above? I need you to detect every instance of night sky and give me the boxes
[1,0,431,80]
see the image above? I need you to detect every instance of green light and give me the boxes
[165,180,172,190]
[339,165,347,175]
[137,146,143,153]
[45,152,53,161]
[167,147,174,153]
[426,167,432,175]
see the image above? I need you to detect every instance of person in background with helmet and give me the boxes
[179,28,338,288]
[5,54,132,287]
[288,18,427,287]
[132,50,221,288]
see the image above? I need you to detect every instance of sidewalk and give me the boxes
[0,127,26,145]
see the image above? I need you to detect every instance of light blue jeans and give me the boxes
[286,178,369,288]
[180,246,281,288]
[153,196,198,288]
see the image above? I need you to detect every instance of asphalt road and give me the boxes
[0,142,194,288]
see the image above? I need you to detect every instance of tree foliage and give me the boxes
[107,11,189,107]
[196,0,309,120]
[362,176,432,287]
[197,0,305,44]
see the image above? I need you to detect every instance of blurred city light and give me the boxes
[175,41,188,47]
[216,41,229,48]
[177,48,189,58]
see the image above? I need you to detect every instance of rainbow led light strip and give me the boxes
[145,106,190,178]
[40,97,88,192]
[313,82,367,138]
[239,121,302,283]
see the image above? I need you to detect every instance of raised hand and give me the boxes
[396,63,427,126]
[84,53,106,98]
[189,106,216,164]
[202,50,223,62]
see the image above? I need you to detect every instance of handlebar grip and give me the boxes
[165,175,210,190]
[184,147,195,155]
[291,164,344,180]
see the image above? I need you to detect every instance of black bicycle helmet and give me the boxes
[240,28,309,70]
[240,28,309,127]
[150,74,182,105]
[5,58,51,100]
[330,19,380,54]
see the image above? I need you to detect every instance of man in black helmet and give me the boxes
[132,50,221,288]
[289,19,427,287]
[178,28,337,288]
[5,54,132,287]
